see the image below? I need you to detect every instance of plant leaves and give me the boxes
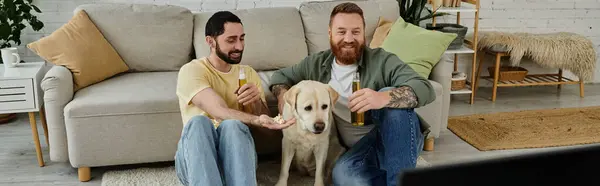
[1,42,11,48]
[0,0,45,47]
[0,23,11,39]
[416,0,426,25]
[17,23,26,30]
[32,5,41,13]
[399,0,407,15]
[20,4,31,13]
[30,16,44,31]
[5,0,15,8]
[397,0,454,26]
[418,12,451,22]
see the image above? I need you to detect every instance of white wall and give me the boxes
[430,0,600,85]
[18,0,600,84]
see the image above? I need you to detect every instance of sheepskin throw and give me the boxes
[477,31,597,81]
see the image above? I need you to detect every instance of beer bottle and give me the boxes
[238,68,253,113]
[351,71,364,126]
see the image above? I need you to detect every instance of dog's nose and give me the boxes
[314,121,325,133]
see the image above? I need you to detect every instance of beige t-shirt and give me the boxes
[328,58,374,148]
[176,57,266,127]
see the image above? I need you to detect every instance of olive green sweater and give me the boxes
[270,47,435,106]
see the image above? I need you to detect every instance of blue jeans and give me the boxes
[332,87,425,186]
[175,115,257,186]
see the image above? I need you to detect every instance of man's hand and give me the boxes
[253,114,296,130]
[348,88,391,114]
[236,83,261,106]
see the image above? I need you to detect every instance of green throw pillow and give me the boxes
[381,18,457,78]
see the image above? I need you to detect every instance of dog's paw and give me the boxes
[275,180,287,186]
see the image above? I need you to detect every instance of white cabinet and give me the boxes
[0,79,35,111]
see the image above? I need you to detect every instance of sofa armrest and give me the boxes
[429,54,454,130]
[40,65,74,162]
[415,80,443,138]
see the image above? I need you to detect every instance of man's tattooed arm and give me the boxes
[272,84,291,114]
[385,86,418,108]
[271,84,290,98]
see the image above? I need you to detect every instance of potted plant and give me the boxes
[426,23,468,49]
[0,0,45,64]
[0,0,44,124]
[397,0,449,27]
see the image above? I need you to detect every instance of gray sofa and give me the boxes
[40,0,452,181]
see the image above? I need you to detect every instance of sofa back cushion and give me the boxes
[193,7,308,71]
[75,4,194,72]
[298,0,399,54]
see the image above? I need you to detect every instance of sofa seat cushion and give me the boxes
[75,4,194,72]
[193,7,308,71]
[65,72,179,118]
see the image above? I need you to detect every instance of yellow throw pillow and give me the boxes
[369,17,394,49]
[27,10,129,91]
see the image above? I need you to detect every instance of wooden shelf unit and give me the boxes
[474,51,585,102]
[430,0,480,104]
[451,84,473,94]
[481,74,581,87]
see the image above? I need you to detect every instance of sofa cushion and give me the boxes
[64,72,179,118]
[193,7,308,71]
[65,111,183,167]
[74,4,194,72]
[369,17,394,48]
[27,10,129,91]
[381,18,457,78]
[298,0,399,54]
[257,71,278,105]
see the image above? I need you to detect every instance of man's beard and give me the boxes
[215,41,243,65]
[330,38,364,65]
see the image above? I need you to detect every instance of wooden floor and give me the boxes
[1,83,599,185]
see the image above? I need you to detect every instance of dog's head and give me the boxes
[283,80,339,134]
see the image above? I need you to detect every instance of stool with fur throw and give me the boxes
[477,31,597,81]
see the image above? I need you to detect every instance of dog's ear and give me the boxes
[283,85,300,110]
[327,85,339,105]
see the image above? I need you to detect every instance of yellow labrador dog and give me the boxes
[275,80,345,186]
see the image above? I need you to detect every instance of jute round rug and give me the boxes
[101,157,431,186]
[448,106,600,151]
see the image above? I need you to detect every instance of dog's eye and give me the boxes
[304,106,312,111]
[322,104,328,109]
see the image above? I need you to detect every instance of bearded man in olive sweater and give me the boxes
[269,3,436,186]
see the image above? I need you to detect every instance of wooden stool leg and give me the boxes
[473,51,485,99]
[557,69,563,90]
[424,138,434,151]
[29,112,44,167]
[492,53,501,102]
[79,167,91,182]
[470,52,477,104]
[580,79,585,97]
